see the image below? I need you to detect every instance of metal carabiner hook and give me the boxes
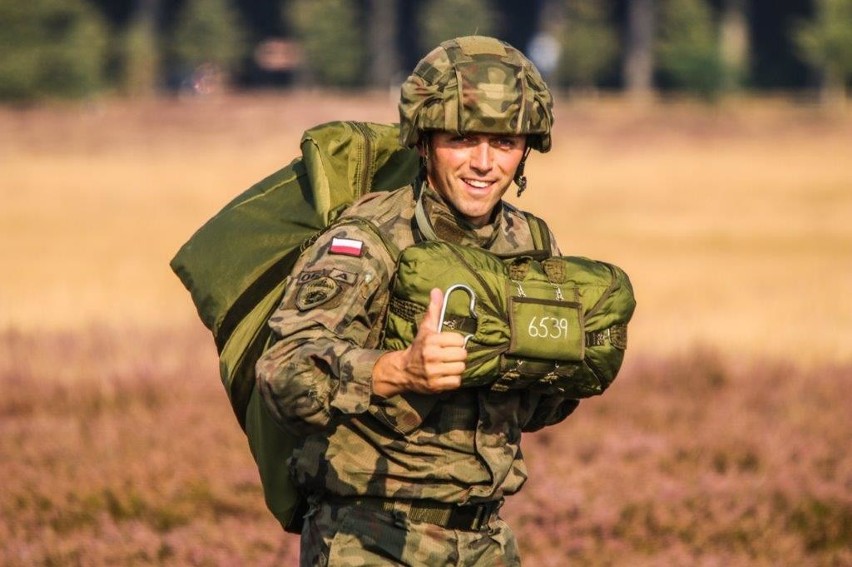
[436,284,477,347]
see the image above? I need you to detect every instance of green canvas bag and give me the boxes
[170,121,419,532]
[383,241,636,397]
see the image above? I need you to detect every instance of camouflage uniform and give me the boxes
[256,184,579,566]
[299,499,521,566]
[256,35,575,566]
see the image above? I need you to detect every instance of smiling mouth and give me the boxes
[464,178,493,189]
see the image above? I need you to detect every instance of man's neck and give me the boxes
[418,183,502,249]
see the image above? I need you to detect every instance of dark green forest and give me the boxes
[1,0,850,101]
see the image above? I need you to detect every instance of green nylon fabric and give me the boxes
[382,241,636,398]
[169,121,419,531]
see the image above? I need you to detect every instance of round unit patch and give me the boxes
[296,276,341,311]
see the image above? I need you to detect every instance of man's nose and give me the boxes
[471,142,492,172]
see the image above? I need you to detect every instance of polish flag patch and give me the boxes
[329,237,364,257]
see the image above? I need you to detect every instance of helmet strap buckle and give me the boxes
[515,147,532,197]
[516,175,527,197]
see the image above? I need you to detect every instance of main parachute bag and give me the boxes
[170,121,419,532]
[383,241,636,397]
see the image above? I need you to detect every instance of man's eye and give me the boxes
[493,138,519,149]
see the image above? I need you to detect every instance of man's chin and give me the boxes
[455,204,497,227]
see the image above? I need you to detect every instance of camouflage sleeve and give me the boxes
[519,392,580,433]
[255,223,393,435]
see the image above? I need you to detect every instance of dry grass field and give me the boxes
[3,92,850,362]
[1,92,851,565]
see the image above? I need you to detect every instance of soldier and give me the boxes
[256,36,580,566]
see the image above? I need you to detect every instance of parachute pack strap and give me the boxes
[524,212,552,253]
[586,324,629,350]
[414,189,440,242]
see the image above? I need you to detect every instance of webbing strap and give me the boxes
[586,324,628,350]
[389,296,477,334]
[414,190,440,241]
[332,497,502,531]
[524,212,552,253]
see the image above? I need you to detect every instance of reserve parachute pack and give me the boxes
[170,121,419,532]
[383,241,636,397]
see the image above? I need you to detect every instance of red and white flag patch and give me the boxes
[329,237,364,257]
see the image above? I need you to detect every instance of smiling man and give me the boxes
[256,36,580,566]
[422,132,526,227]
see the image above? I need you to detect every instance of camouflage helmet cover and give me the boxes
[399,35,554,152]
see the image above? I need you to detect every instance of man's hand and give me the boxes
[372,288,468,398]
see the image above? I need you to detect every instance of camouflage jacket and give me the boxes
[255,182,580,503]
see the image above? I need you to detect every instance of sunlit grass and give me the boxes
[1,93,850,362]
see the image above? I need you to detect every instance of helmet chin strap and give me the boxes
[515,147,532,197]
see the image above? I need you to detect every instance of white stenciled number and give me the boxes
[558,318,570,339]
[528,316,570,340]
[539,317,550,338]
[528,316,541,337]
[549,317,563,340]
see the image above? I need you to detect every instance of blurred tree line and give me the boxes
[1,0,850,102]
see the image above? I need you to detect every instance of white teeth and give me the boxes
[466,179,490,188]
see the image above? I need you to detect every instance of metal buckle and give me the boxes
[446,500,499,531]
[437,284,477,347]
[470,504,487,531]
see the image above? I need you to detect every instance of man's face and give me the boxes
[423,131,527,227]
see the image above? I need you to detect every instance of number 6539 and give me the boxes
[527,316,571,340]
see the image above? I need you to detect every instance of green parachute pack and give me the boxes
[383,241,636,396]
[170,121,419,532]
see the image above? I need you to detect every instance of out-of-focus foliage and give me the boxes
[119,15,159,96]
[719,0,749,91]
[557,0,619,90]
[419,0,498,54]
[794,0,852,94]
[656,0,725,98]
[287,0,365,87]
[169,0,246,79]
[0,0,109,101]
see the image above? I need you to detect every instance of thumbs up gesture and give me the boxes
[372,288,468,397]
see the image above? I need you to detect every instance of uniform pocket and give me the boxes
[369,392,439,435]
[327,505,408,566]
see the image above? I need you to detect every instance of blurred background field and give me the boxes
[2,92,850,362]
[1,93,851,565]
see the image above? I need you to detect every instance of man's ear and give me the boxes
[416,133,431,160]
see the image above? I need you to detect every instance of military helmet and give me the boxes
[399,35,554,153]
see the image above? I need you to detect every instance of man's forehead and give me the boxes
[432,131,527,141]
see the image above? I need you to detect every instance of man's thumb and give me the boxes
[420,287,444,334]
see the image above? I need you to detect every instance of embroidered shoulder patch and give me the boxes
[295,276,341,311]
[329,237,363,257]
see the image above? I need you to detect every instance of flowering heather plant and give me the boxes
[1,329,850,565]
[0,327,299,565]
